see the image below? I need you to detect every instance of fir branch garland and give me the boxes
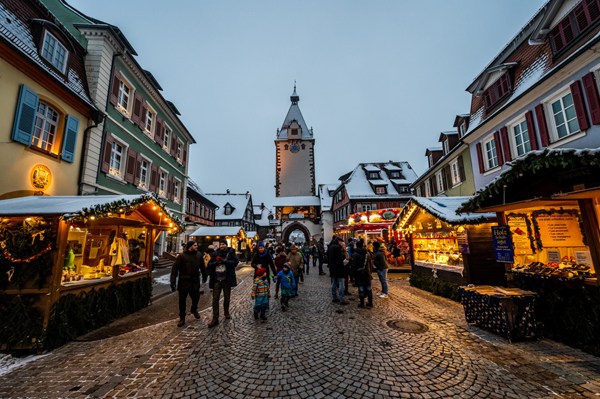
[506,213,536,254]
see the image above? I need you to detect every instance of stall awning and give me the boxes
[245,231,258,239]
[191,226,246,237]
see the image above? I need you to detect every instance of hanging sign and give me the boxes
[507,215,533,255]
[456,227,470,254]
[492,226,514,263]
[535,213,584,247]
[382,211,396,220]
[289,213,305,219]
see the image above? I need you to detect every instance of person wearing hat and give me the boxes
[170,241,207,327]
[251,268,270,320]
[317,237,326,275]
[276,263,295,311]
[286,244,303,296]
[251,241,276,281]
[328,237,349,305]
[207,239,239,328]
[373,241,390,298]
[351,239,373,308]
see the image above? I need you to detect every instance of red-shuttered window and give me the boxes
[550,0,600,54]
[574,0,600,33]
[483,73,511,109]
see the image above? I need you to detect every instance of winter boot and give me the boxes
[254,311,259,320]
[208,318,219,328]
[366,291,373,307]
[358,293,365,308]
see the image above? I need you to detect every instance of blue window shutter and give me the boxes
[12,84,39,145]
[61,115,80,163]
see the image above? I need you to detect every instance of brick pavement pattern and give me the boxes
[2,267,600,398]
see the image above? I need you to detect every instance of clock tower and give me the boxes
[275,85,316,197]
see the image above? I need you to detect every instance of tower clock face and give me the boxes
[290,145,300,153]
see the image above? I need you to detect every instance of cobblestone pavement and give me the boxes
[2,268,600,398]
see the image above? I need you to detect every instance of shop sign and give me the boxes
[575,251,593,267]
[354,214,362,223]
[508,215,533,255]
[492,226,514,263]
[546,250,561,264]
[457,228,470,254]
[31,164,52,191]
[382,211,396,220]
[289,213,305,219]
[536,213,584,247]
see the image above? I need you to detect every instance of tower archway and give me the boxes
[282,222,311,245]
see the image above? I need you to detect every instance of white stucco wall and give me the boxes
[276,140,314,197]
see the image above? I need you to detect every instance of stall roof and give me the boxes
[191,226,246,237]
[245,231,258,238]
[394,196,495,230]
[271,196,321,207]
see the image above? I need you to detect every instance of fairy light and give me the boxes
[90,216,95,220]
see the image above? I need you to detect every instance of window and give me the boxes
[443,140,449,154]
[550,1,600,54]
[117,81,131,115]
[284,144,288,150]
[484,73,511,109]
[415,186,422,197]
[390,171,400,178]
[291,129,298,135]
[191,200,195,215]
[301,144,306,149]
[139,159,150,189]
[32,102,59,151]
[177,141,183,163]
[436,172,444,193]
[144,108,155,135]
[549,92,580,140]
[173,180,180,203]
[109,141,124,177]
[163,128,170,151]
[369,172,379,179]
[451,160,460,185]
[484,137,498,170]
[424,180,431,197]
[159,171,167,197]
[41,32,67,73]
[225,205,232,215]
[375,186,386,194]
[459,123,466,138]
[512,120,531,157]
[428,154,433,167]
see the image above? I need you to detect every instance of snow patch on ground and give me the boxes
[153,273,171,285]
[0,353,48,377]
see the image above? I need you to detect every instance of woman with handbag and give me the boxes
[351,239,373,308]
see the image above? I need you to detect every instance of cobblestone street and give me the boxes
[2,267,600,398]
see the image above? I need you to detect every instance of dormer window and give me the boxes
[224,204,233,215]
[42,32,68,74]
[428,154,433,167]
[369,172,380,179]
[375,186,386,194]
[443,140,449,154]
[390,171,400,179]
[483,73,511,109]
[459,122,466,138]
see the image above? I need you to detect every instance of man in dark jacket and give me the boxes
[328,237,348,305]
[373,242,390,298]
[207,239,239,328]
[317,238,326,275]
[351,239,373,308]
[171,241,207,327]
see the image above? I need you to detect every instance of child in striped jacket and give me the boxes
[251,268,270,320]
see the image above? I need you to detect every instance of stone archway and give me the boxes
[282,222,311,244]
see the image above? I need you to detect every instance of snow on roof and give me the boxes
[343,162,418,199]
[426,147,443,152]
[383,164,401,171]
[271,196,321,207]
[363,164,381,172]
[190,226,245,237]
[319,184,338,212]
[187,179,205,195]
[245,231,258,238]
[396,196,495,228]
[276,101,313,140]
[204,193,251,220]
[0,195,146,216]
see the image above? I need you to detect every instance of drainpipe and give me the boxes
[78,109,105,195]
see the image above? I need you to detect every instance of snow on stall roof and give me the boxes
[319,184,338,212]
[245,231,258,238]
[407,196,495,224]
[190,226,244,237]
[205,194,251,220]
[0,195,150,216]
[271,196,321,207]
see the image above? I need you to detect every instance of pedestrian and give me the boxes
[273,247,287,299]
[244,244,252,263]
[277,263,295,311]
[251,267,270,321]
[312,243,318,270]
[351,239,373,308]
[340,240,352,296]
[373,241,390,298]
[302,242,311,275]
[202,246,214,294]
[170,241,207,327]
[251,241,276,280]
[317,238,326,275]
[206,239,239,328]
[329,237,348,305]
[366,240,374,254]
[286,245,303,295]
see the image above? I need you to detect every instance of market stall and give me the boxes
[337,208,402,243]
[393,196,505,287]
[190,226,248,253]
[0,194,182,350]
[457,148,600,355]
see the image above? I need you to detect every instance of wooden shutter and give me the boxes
[133,152,142,186]
[61,115,79,163]
[570,80,590,131]
[493,131,504,166]
[132,91,143,125]
[124,148,137,183]
[499,127,511,163]
[109,69,121,106]
[525,111,539,151]
[170,135,178,157]
[12,84,39,145]
[583,72,600,125]
[534,104,550,147]
[149,164,158,192]
[457,155,466,181]
[444,165,452,190]
[574,0,600,33]
[167,175,174,200]
[155,115,164,144]
[550,15,575,53]
[430,176,437,196]
[101,134,114,173]
[182,146,187,166]
[476,142,484,173]
[138,99,148,130]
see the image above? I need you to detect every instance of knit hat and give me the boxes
[283,262,290,270]
[257,268,266,276]
[373,241,381,250]
[185,240,196,250]
[219,239,227,245]
[290,244,297,250]
[257,241,265,248]
[319,237,324,241]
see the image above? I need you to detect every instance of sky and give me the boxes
[68,0,546,206]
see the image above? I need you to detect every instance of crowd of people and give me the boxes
[170,236,410,327]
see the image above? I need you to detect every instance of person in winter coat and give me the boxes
[170,241,208,327]
[251,268,270,321]
[317,238,325,275]
[328,237,348,304]
[351,239,373,308]
[312,244,318,269]
[301,243,311,275]
[286,245,303,296]
[373,241,390,298]
[277,263,295,311]
[206,239,239,328]
[340,240,352,296]
[273,247,287,298]
[251,241,276,280]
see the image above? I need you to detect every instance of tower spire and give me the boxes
[290,81,299,104]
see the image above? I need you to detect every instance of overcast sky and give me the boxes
[69,0,545,206]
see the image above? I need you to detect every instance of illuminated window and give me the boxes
[144,108,155,136]
[174,180,180,203]
[109,141,123,177]
[163,128,170,151]
[159,171,167,196]
[32,102,59,151]
[177,141,183,162]
[41,32,67,73]
[375,186,386,194]
[451,160,460,185]
[117,81,131,115]
[484,138,498,170]
[139,159,150,189]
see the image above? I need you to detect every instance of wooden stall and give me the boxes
[0,194,182,350]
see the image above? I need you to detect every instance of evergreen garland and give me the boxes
[0,294,44,350]
[529,208,587,251]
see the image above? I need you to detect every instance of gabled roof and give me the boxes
[467,62,519,95]
[319,184,338,212]
[339,162,417,199]
[205,193,252,220]
[425,147,443,155]
[276,87,313,140]
[438,131,458,142]
[453,114,470,127]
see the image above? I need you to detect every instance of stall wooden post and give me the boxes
[43,219,69,329]
[577,199,600,287]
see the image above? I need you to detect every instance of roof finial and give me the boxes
[291,81,299,104]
